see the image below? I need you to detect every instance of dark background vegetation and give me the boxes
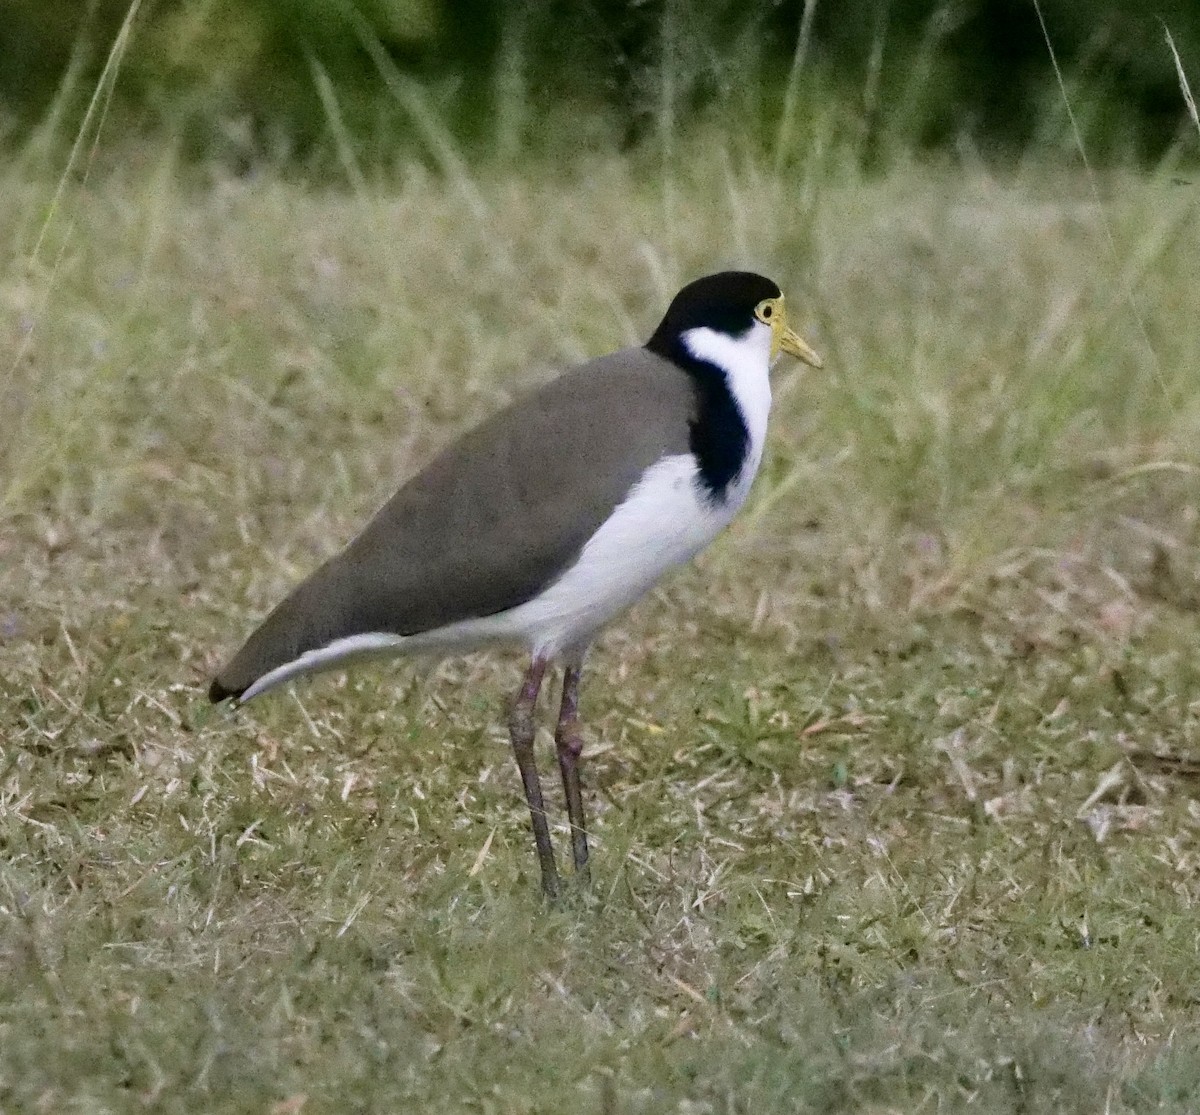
[2,0,1198,167]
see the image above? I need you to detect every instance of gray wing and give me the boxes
[211,348,696,698]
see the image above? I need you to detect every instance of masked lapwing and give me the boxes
[209,271,822,896]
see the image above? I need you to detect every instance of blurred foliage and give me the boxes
[0,0,1197,166]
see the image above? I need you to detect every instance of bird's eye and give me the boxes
[755,300,775,322]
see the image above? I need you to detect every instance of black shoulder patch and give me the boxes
[653,343,749,502]
[686,362,750,502]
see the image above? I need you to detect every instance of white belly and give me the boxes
[458,451,756,658]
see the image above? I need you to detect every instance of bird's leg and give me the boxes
[508,656,559,897]
[554,663,590,882]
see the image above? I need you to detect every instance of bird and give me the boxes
[209,271,822,897]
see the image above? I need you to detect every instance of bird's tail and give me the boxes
[209,567,366,703]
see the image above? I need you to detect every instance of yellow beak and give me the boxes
[779,325,824,368]
[771,303,823,368]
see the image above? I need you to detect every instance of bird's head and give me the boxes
[646,271,823,370]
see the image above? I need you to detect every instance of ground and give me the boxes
[2,141,1200,1112]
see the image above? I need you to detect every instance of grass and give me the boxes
[3,132,1200,1112]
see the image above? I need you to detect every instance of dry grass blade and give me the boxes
[5,0,143,383]
[1163,23,1200,139]
[1030,0,1166,397]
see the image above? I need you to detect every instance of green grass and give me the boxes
[3,138,1200,1112]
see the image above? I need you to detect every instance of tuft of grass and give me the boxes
[3,129,1200,1110]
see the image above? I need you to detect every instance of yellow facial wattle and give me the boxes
[756,296,823,368]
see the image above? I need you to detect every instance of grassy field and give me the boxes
[3,135,1200,1112]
